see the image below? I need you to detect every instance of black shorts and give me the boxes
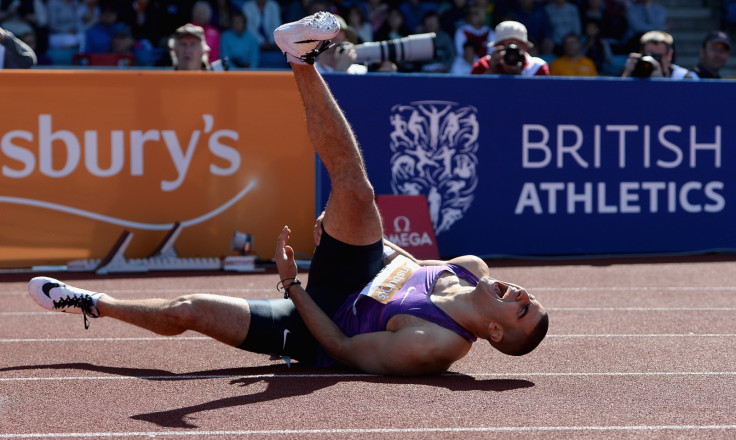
[237,227,383,365]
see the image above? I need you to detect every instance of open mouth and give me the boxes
[493,282,505,298]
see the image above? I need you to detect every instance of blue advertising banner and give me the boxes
[320,74,734,257]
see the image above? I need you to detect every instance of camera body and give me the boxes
[353,33,436,64]
[630,52,663,78]
[503,43,525,66]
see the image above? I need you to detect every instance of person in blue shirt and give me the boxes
[84,2,120,53]
[220,11,260,68]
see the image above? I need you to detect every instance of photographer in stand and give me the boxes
[470,21,549,76]
[621,31,697,79]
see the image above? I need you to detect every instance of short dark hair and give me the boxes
[491,312,549,356]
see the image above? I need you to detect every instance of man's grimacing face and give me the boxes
[478,277,546,339]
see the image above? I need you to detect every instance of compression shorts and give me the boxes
[238,227,384,365]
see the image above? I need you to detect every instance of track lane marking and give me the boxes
[3,285,736,296]
[3,333,736,343]
[2,425,736,438]
[2,371,736,382]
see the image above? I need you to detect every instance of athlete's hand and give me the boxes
[275,226,298,281]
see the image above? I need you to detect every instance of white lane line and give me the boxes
[2,371,736,382]
[547,334,736,338]
[5,307,736,318]
[0,336,210,343]
[2,333,736,344]
[549,307,736,311]
[2,425,736,438]
[0,288,273,296]
[533,287,736,292]
[2,286,736,296]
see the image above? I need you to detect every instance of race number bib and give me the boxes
[358,255,420,304]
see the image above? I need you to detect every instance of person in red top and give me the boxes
[471,20,550,76]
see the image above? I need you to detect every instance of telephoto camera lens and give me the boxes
[354,33,436,64]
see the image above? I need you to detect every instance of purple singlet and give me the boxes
[332,259,478,342]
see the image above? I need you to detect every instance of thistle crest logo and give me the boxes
[389,101,479,234]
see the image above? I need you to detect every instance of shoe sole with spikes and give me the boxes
[274,12,340,64]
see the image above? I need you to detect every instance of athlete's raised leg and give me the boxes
[275,13,383,246]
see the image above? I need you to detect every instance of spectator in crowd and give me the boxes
[399,0,438,34]
[454,5,493,60]
[621,30,696,79]
[440,0,468,36]
[0,24,36,67]
[242,0,281,51]
[420,10,455,73]
[544,0,581,54]
[84,2,120,53]
[220,10,259,68]
[581,18,613,74]
[346,4,373,43]
[109,22,135,63]
[471,20,549,76]
[692,30,731,79]
[509,0,553,55]
[374,7,409,42]
[191,1,220,61]
[168,23,210,70]
[46,0,85,51]
[451,40,477,74]
[550,32,597,76]
[624,0,666,46]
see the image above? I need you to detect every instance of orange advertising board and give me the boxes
[0,70,315,267]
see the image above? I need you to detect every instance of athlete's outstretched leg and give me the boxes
[28,277,251,347]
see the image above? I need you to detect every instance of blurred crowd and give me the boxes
[0,0,731,78]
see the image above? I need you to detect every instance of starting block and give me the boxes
[67,223,223,274]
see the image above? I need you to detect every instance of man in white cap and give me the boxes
[471,20,549,76]
[168,23,211,71]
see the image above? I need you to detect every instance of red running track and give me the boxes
[1,256,736,439]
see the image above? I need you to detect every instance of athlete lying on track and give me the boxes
[28,12,548,376]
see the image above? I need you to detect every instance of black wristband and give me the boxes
[277,277,301,299]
